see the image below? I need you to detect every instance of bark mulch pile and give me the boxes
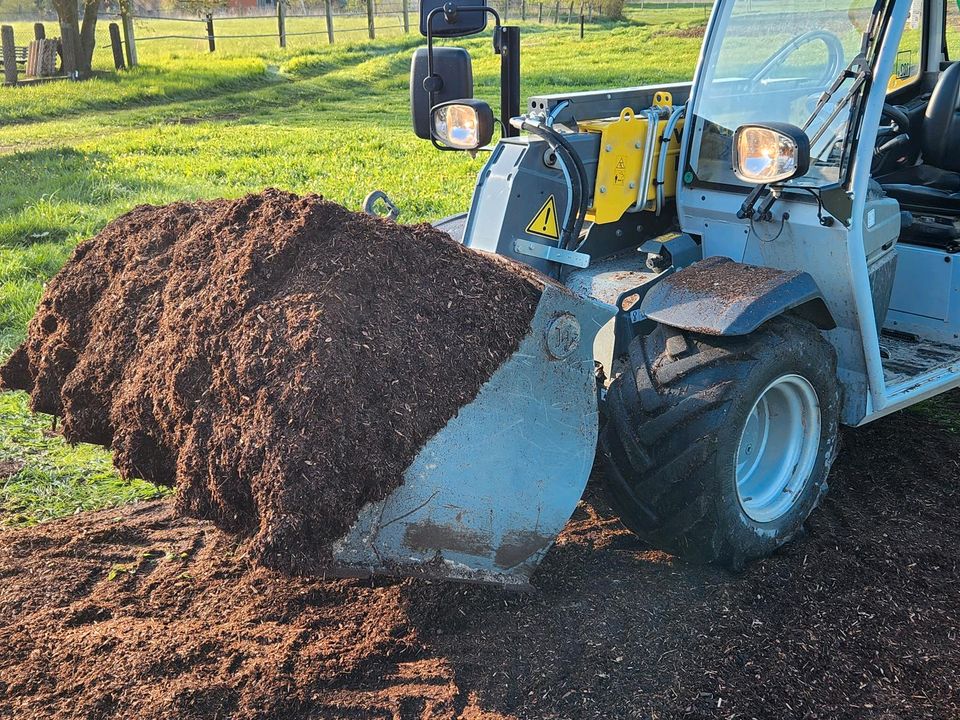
[0,189,542,573]
[1,395,958,719]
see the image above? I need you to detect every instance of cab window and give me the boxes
[888,0,924,91]
[948,0,960,61]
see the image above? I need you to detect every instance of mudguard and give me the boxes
[640,256,836,336]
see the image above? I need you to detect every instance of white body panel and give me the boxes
[677,0,960,426]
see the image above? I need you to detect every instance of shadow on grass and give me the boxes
[0,147,175,248]
[0,61,279,127]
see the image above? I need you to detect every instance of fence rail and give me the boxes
[86,0,605,65]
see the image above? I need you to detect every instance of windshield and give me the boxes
[688,0,883,189]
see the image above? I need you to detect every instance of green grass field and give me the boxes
[0,6,707,524]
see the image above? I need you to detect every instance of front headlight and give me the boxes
[733,123,811,185]
[431,99,494,151]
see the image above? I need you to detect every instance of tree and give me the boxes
[51,0,101,74]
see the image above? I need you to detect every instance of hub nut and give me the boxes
[545,314,581,359]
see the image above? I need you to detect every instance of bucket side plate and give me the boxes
[331,285,615,586]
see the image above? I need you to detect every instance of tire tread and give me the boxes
[601,316,839,567]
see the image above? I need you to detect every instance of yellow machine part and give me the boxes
[580,93,684,225]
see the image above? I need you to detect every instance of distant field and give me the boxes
[0,6,705,522]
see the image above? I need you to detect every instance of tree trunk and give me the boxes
[52,0,99,75]
[53,0,78,72]
[78,0,101,73]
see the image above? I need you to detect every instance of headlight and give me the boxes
[431,99,494,151]
[733,123,811,185]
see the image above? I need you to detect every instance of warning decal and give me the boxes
[614,156,627,185]
[525,195,560,240]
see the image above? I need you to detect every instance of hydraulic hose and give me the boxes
[514,118,591,251]
[655,104,686,216]
[634,107,661,214]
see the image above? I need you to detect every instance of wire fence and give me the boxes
[0,0,638,82]
[77,0,610,64]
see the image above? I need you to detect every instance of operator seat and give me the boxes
[880,62,960,214]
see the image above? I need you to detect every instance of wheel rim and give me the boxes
[735,374,821,524]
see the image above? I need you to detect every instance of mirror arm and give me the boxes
[738,184,767,220]
[496,25,521,138]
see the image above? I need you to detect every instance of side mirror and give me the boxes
[432,100,494,151]
[419,0,488,38]
[733,123,811,185]
[410,47,473,140]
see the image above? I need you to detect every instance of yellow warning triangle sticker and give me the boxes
[525,195,560,241]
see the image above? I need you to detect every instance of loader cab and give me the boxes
[678,0,960,426]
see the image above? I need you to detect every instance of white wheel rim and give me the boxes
[735,374,821,524]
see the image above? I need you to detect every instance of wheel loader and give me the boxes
[334,0,960,586]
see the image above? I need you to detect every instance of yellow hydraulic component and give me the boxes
[580,90,684,225]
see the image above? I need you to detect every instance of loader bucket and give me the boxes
[330,284,615,587]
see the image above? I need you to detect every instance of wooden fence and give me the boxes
[100,0,604,67]
[1,0,606,82]
[0,22,69,85]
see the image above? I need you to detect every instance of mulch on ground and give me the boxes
[1,392,957,719]
[0,190,541,574]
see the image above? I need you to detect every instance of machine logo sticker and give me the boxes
[525,195,560,240]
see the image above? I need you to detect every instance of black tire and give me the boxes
[601,316,841,569]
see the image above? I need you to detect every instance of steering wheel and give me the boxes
[748,30,846,93]
[873,103,913,173]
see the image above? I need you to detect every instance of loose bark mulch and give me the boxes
[0,190,541,574]
[1,393,957,719]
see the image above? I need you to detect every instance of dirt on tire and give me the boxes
[0,393,958,719]
[0,189,542,573]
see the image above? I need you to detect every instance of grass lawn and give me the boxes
[0,5,706,524]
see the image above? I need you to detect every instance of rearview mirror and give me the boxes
[432,100,494,151]
[419,0,488,38]
[410,47,474,140]
[733,123,811,185]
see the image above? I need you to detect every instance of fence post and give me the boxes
[402,0,409,33]
[1,26,16,85]
[277,0,286,47]
[366,0,375,39]
[325,0,335,43]
[205,13,215,52]
[108,23,125,70]
[538,2,542,21]
[34,22,45,40]
[121,7,137,67]
[554,0,559,22]
[521,0,526,20]
[580,5,584,36]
